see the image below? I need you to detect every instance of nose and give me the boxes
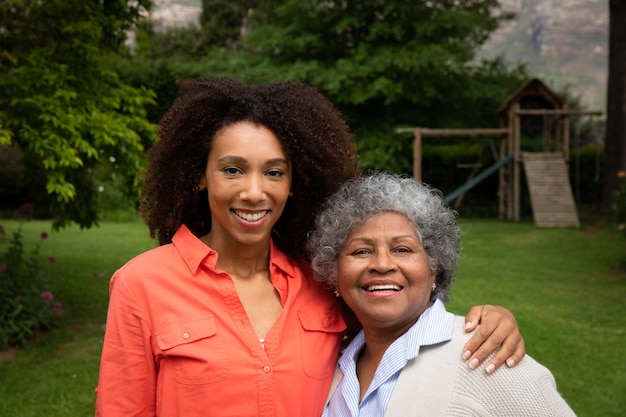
[369,250,396,274]
[239,173,266,203]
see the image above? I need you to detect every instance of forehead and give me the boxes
[350,212,417,236]
[210,122,287,160]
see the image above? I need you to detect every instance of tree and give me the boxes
[0,0,157,228]
[602,0,626,213]
[200,0,258,49]
[201,0,526,172]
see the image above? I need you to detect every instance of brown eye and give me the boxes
[223,167,241,175]
[351,248,372,256]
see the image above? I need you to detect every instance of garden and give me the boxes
[0,211,624,416]
[2,1,625,416]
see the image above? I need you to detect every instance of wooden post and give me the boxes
[506,106,516,220]
[512,103,521,221]
[563,112,570,162]
[555,115,562,153]
[413,127,422,181]
[543,114,551,152]
[498,137,506,220]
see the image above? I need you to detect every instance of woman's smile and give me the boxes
[233,209,269,223]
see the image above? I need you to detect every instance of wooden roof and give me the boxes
[498,78,564,115]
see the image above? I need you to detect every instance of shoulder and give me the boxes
[116,243,176,272]
[450,349,575,416]
[389,315,575,416]
[110,243,179,289]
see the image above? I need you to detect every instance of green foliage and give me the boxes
[113,1,531,174]
[0,206,61,350]
[93,164,142,222]
[134,21,209,60]
[199,0,258,49]
[112,54,181,124]
[569,143,604,208]
[242,0,506,98]
[195,0,527,171]
[0,0,157,229]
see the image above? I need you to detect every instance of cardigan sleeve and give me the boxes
[447,353,576,416]
[384,316,577,417]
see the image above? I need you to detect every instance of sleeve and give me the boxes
[450,354,577,416]
[95,272,157,417]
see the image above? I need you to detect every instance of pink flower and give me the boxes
[40,291,54,304]
[53,302,63,310]
[48,256,57,263]
[0,264,6,273]
[12,203,34,220]
[40,232,48,239]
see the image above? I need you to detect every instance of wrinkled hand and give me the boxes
[462,305,525,374]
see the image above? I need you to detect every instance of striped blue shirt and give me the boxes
[322,299,454,417]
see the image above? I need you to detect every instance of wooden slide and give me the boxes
[522,152,580,227]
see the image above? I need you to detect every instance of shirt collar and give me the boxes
[339,299,454,369]
[404,299,454,360]
[171,224,298,279]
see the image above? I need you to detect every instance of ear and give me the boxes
[198,177,207,191]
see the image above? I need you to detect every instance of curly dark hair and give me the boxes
[139,76,359,262]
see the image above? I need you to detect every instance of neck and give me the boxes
[360,331,396,364]
[356,319,419,403]
[361,317,417,350]
[201,233,271,279]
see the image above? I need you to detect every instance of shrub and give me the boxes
[0,204,62,350]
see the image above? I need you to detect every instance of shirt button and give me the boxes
[182,332,190,339]
[263,365,271,373]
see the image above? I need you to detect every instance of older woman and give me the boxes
[308,172,576,417]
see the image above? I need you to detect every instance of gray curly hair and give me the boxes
[307,171,461,303]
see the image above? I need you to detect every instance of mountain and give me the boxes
[151,0,608,111]
[479,0,608,110]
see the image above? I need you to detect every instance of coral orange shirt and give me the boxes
[95,225,346,417]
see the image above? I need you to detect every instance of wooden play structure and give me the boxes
[397,78,602,227]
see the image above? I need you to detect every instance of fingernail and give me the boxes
[462,350,472,360]
[464,321,472,330]
[506,358,515,367]
[485,363,495,374]
[469,358,479,369]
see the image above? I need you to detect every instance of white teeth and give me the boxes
[235,210,267,221]
[365,284,401,292]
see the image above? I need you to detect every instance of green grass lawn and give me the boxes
[0,218,624,416]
